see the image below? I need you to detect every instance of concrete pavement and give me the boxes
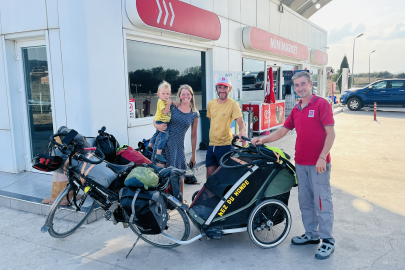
[1,108,405,269]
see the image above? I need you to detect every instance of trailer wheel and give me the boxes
[247,199,291,248]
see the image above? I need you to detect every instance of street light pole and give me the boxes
[369,50,376,84]
[131,83,142,96]
[351,33,364,87]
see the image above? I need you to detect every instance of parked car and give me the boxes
[242,71,264,91]
[340,79,405,111]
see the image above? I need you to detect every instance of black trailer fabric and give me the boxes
[204,159,251,198]
[212,165,277,219]
[191,187,220,220]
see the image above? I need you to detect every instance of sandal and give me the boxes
[291,234,320,245]
[315,240,335,260]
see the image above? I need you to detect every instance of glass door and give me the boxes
[19,44,54,164]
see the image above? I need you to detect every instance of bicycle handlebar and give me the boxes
[78,148,105,164]
[49,133,105,164]
[231,135,251,148]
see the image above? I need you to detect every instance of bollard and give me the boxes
[374,102,377,121]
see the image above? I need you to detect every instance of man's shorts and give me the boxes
[206,145,233,167]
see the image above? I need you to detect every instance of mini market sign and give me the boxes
[243,27,308,61]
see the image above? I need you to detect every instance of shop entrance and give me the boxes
[17,41,54,169]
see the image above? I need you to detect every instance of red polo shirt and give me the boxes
[283,94,334,165]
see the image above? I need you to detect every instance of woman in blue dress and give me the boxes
[152,84,199,197]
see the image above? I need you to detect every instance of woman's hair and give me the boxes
[157,80,171,93]
[177,84,198,113]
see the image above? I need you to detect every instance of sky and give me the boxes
[309,0,405,74]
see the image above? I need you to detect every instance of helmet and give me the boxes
[32,154,63,172]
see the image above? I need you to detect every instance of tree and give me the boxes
[336,55,351,91]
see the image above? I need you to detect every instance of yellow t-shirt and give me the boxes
[154,99,171,122]
[207,98,243,146]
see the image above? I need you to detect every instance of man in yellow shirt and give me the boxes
[206,77,246,178]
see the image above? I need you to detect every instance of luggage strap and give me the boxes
[129,189,141,223]
[150,192,163,217]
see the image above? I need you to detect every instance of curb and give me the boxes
[0,191,103,224]
[333,108,344,115]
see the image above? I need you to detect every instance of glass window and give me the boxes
[373,81,387,89]
[22,46,53,159]
[309,68,319,94]
[390,80,405,89]
[282,64,298,99]
[242,58,265,91]
[127,40,204,118]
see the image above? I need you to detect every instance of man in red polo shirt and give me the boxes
[251,71,336,260]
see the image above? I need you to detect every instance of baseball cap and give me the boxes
[216,77,231,87]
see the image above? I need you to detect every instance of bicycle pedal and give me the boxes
[104,210,119,225]
[123,222,129,228]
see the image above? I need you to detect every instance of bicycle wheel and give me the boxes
[248,199,291,248]
[47,186,96,238]
[128,200,190,248]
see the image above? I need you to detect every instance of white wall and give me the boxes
[0,0,47,34]
[0,0,328,172]
[0,36,15,172]
[3,39,25,172]
[57,0,128,145]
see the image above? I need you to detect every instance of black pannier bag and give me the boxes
[95,126,120,163]
[120,187,168,235]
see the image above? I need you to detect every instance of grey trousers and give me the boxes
[296,163,335,244]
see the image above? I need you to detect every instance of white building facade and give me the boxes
[0,0,328,173]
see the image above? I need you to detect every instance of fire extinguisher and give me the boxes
[143,91,151,117]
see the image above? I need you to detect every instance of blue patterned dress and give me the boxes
[152,105,199,170]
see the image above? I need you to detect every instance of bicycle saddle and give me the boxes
[106,162,134,175]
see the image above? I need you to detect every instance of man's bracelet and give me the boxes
[319,156,326,161]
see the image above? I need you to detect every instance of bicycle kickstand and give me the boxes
[125,234,142,259]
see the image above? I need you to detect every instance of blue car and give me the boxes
[340,79,405,111]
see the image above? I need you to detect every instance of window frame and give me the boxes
[124,29,208,127]
[242,57,266,92]
[390,80,405,89]
[372,81,387,89]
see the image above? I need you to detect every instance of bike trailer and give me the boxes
[188,144,296,231]
[120,186,168,235]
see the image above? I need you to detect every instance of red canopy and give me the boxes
[264,67,276,103]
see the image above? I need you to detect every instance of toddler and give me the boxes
[147,81,172,163]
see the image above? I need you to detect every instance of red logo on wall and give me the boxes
[127,0,221,40]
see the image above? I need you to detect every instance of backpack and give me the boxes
[115,145,152,165]
[119,187,168,235]
[95,126,120,163]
